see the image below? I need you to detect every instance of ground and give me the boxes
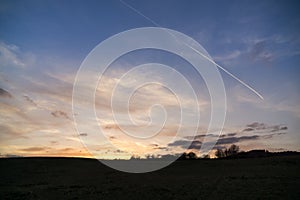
[0,156,299,199]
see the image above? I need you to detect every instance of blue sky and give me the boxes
[0,0,299,158]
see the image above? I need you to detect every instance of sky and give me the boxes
[0,0,300,159]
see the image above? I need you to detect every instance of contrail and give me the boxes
[119,0,264,100]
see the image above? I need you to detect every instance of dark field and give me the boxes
[1,156,300,200]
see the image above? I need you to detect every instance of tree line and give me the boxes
[129,144,240,160]
[214,144,240,158]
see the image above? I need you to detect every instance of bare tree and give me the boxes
[227,144,240,156]
[215,149,225,158]
[215,144,240,158]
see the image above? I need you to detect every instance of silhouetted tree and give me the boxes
[215,145,241,158]
[186,152,197,159]
[145,154,156,159]
[178,152,188,160]
[129,155,141,160]
[178,152,198,160]
[227,144,239,156]
[215,149,225,158]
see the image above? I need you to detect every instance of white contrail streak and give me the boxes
[120,0,264,100]
[187,45,264,100]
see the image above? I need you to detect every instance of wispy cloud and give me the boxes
[51,110,71,120]
[167,122,288,151]
[23,95,38,107]
[243,122,288,133]
[79,133,88,137]
[213,50,241,62]
[0,88,12,98]
[14,146,90,157]
[249,40,273,62]
[0,42,35,68]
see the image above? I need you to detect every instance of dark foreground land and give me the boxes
[1,156,300,200]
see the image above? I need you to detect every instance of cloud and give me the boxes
[20,146,50,152]
[244,34,300,61]
[149,143,169,150]
[213,50,241,62]
[232,84,300,118]
[261,132,287,139]
[0,41,35,68]
[212,36,279,66]
[168,140,191,147]
[23,95,38,107]
[184,133,218,140]
[244,122,288,133]
[216,135,260,145]
[153,146,169,150]
[168,140,202,149]
[270,125,287,132]
[0,42,25,68]
[103,124,121,130]
[219,132,237,138]
[0,154,23,158]
[249,40,273,62]
[168,122,288,150]
[246,122,266,129]
[0,124,28,139]
[168,133,282,150]
[50,141,58,145]
[212,145,227,150]
[0,88,12,98]
[51,110,70,120]
[279,126,287,130]
[242,128,254,132]
[79,133,88,137]
[226,133,237,137]
[188,141,202,149]
[15,146,90,157]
